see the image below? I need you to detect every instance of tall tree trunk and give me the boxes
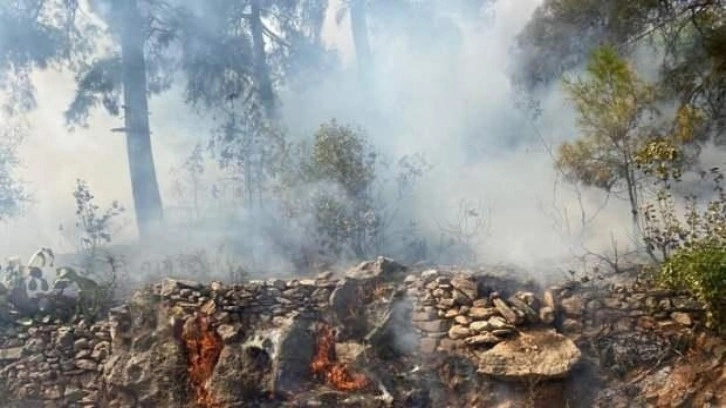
[350,0,372,87]
[119,0,164,239]
[250,0,276,119]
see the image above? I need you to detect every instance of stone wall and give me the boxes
[0,318,111,406]
[0,258,719,407]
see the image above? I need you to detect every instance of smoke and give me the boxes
[0,0,643,281]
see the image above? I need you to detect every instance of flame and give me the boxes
[311,324,369,391]
[182,314,223,407]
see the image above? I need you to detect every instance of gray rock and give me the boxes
[75,358,98,371]
[0,346,23,361]
[209,316,316,401]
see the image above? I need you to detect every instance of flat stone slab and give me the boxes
[476,329,581,381]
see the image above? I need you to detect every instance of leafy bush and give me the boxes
[659,240,726,332]
[643,168,726,332]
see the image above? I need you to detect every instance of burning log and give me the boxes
[311,324,369,391]
[182,314,223,407]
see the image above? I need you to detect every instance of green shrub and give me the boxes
[659,240,726,333]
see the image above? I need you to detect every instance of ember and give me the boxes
[182,314,223,407]
[311,324,369,391]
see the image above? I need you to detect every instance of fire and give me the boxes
[311,324,369,391]
[182,314,223,407]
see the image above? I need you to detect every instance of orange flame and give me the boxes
[183,314,223,407]
[311,324,369,391]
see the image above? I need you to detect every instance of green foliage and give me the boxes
[73,179,125,254]
[274,120,432,264]
[642,167,726,332]
[659,241,726,333]
[557,45,660,237]
[557,46,658,189]
[292,120,380,259]
[516,0,726,143]
[307,120,377,198]
[643,169,726,259]
[67,179,127,297]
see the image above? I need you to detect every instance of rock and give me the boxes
[455,315,472,325]
[346,257,406,282]
[271,279,287,291]
[75,358,98,371]
[412,309,438,321]
[518,292,537,306]
[160,278,204,297]
[469,307,497,320]
[74,337,90,351]
[316,271,333,280]
[492,329,516,338]
[448,325,471,340]
[476,330,581,380]
[444,308,460,318]
[451,277,478,300]
[209,316,316,400]
[439,338,461,352]
[671,312,693,326]
[470,320,493,333]
[539,306,555,324]
[492,298,522,325]
[507,296,539,323]
[560,296,585,317]
[0,346,23,361]
[452,289,473,306]
[217,324,242,343]
[465,332,502,347]
[419,338,439,353]
[437,298,456,309]
[55,327,74,349]
[561,318,583,333]
[414,320,448,333]
[472,298,491,308]
[543,290,556,309]
[421,270,439,281]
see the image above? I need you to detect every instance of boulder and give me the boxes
[345,257,406,282]
[209,315,316,402]
[476,330,581,381]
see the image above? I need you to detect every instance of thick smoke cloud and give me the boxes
[0,0,640,280]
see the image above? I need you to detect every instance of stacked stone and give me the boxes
[551,282,705,339]
[0,318,111,406]
[406,270,557,354]
[155,271,337,336]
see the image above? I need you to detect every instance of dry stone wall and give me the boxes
[0,258,716,407]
